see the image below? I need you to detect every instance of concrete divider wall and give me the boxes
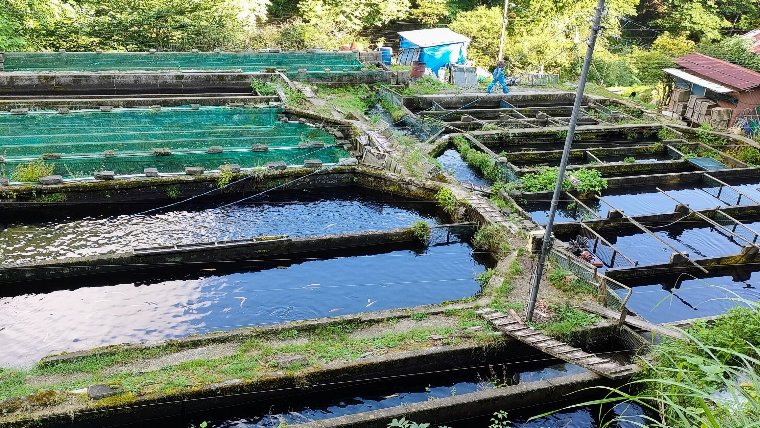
[0,72,257,95]
[0,229,419,284]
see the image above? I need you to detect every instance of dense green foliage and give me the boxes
[451,136,504,182]
[520,167,607,194]
[582,306,760,427]
[2,0,758,99]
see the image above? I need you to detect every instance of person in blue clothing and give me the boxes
[486,59,510,94]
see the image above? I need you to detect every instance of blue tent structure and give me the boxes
[397,29,470,75]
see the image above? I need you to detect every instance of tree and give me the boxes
[410,0,450,26]
[700,37,760,74]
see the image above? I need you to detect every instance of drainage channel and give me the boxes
[0,229,490,367]
[202,360,587,428]
[0,187,438,266]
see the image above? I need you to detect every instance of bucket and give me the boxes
[380,47,393,65]
[411,61,426,78]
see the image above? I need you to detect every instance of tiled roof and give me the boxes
[674,53,760,91]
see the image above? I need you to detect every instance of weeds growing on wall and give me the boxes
[380,98,407,123]
[435,187,459,217]
[531,304,600,340]
[11,160,55,182]
[411,220,432,242]
[547,267,598,296]
[316,85,378,117]
[250,79,277,96]
[695,124,728,147]
[401,76,455,96]
[216,164,237,188]
[657,127,680,141]
[283,87,306,107]
[473,224,511,258]
[731,145,760,166]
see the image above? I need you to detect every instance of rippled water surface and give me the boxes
[0,189,436,265]
[622,269,760,323]
[206,362,586,427]
[437,149,491,187]
[0,237,487,366]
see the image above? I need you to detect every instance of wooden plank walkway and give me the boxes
[477,308,639,380]
[579,302,685,340]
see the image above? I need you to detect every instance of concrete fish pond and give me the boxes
[201,361,587,427]
[5,73,756,428]
[0,187,439,265]
[0,230,489,367]
[0,106,348,179]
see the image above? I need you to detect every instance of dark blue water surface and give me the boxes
[601,224,743,268]
[622,268,760,323]
[0,188,437,265]
[437,148,491,187]
[524,181,760,225]
[0,237,488,367]
[207,363,587,427]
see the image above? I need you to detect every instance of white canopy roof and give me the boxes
[663,68,734,94]
[397,28,470,48]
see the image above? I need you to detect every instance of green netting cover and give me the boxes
[1,148,347,178]
[0,106,347,179]
[3,51,363,73]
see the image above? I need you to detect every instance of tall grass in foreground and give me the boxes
[561,305,760,427]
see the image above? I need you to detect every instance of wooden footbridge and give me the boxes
[477,308,639,380]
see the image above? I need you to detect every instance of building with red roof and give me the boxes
[663,53,760,127]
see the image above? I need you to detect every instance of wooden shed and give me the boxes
[663,53,760,129]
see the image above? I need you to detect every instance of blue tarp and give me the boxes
[399,29,469,74]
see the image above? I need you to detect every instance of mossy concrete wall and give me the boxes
[0,95,277,110]
[0,72,257,95]
[0,167,440,222]
[294,372,618,428]
[0,229,419,284]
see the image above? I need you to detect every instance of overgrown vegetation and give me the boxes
[316,85,377,118]
[250,79,277,96]
[0,311,497,402]
[531,304,600,340]
[380,98,407,123]
[520,167,607,195]
[581,306,760,427]
[547,267,597,297]
[401,76,455,96]
[11,160,55,182]
[473,224,511,258]
[452,136,505,183]
[411,220,432,242]
[435,187,459,217]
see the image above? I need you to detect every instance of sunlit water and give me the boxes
[0,189,436,265]
[437,149,491,187]
[621,267,760,323]
[0,238,488,367]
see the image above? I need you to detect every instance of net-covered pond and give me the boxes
[0,106,348,179]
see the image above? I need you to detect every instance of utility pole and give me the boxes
[497,0,509,61]
[526,0,606,322]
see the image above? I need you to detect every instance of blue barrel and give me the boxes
[380,47,393,65]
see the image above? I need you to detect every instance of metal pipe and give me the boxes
[526,0,606,322]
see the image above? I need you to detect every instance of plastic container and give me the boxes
[380,47,393,65]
